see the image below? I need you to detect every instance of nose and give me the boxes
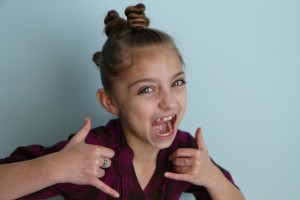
[158,89,176,110]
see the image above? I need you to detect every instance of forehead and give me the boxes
[109,45,184,93]
[129,45,183,74]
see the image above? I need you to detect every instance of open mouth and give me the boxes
[152,114,177,139]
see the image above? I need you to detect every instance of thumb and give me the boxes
[70,117,91,144]
[195,127,208,152]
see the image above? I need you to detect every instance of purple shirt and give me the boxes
[1,119,236,200]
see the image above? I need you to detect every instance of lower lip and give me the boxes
[155,128,175,140]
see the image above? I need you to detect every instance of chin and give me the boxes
[154,128,177,149]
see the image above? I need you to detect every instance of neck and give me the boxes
[125,136,160,163]
[132,145,159,163]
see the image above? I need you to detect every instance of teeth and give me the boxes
[152,115,177,140]
[161,115,175,122]
[163,116,172,122]
[153,114,176,129]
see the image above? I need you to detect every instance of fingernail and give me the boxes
[114,193,120,198]
[83,117,89,125]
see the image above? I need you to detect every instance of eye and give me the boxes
[138,86,154,95]
[172,79,186,87]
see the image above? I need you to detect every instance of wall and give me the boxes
[1,1,299,199]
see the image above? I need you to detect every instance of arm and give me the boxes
[165,128,245,200]
[0,151,63,199]
[0,118,119,200]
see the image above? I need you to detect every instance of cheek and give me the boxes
[183,96,187,109]
[118,98,152,119]
[178,89,187,108]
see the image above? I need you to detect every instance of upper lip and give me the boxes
[152,114,176,125]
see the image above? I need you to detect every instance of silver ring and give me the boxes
[184,158,190,167]
[102,158,109,168]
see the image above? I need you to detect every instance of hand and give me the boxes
[165,128,218,187]
[54,117,119,198]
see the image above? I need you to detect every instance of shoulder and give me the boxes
[85,118,124,149]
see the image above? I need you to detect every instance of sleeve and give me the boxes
[0,141,67,164]
[0,141,69,199]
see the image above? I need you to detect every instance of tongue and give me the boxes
[153,121,170,135]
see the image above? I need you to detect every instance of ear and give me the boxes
[96,88,119,115]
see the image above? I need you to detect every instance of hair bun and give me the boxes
[125,3,149,30]
[92,51,102,67]
[104,10,127,36]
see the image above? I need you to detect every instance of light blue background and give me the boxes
[1,1,299,199]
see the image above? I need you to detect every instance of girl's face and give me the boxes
[111,46,187,151]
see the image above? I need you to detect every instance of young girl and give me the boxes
[0,4,244,200]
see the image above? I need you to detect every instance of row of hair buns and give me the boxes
[93,3,150,67]
[104,3,150,36]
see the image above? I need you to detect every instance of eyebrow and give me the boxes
[128,71,185,88]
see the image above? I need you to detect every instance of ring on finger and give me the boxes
[184,158,190,167]
[102,158,109,168]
